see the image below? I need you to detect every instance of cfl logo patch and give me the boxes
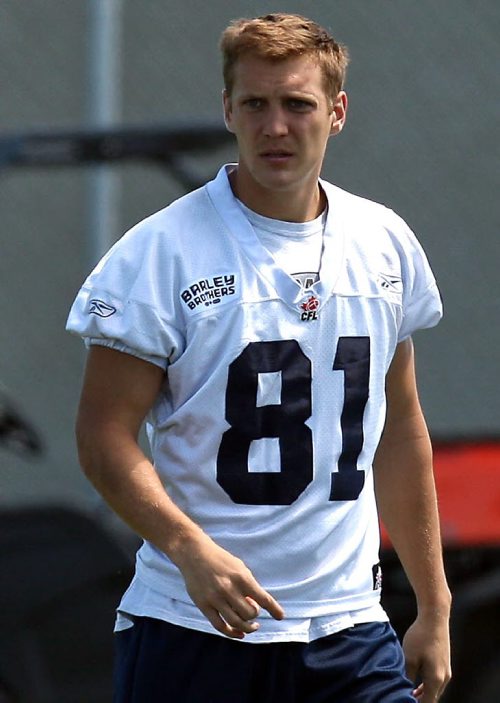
[300,295,320,321]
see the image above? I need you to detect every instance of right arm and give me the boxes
[76,345,284,638]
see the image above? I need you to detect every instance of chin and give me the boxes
[252,170,299,192]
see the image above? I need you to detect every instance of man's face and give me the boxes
[223,54,347,209]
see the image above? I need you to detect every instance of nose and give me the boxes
[262,106,289,138]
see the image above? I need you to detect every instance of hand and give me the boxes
[174,533,285,639]
[402,611,451,701]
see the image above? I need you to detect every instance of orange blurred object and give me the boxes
[380,441,500,547]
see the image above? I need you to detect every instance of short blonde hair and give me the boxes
[220,13,349,101]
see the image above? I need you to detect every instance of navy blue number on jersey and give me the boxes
[217,340,313,505]
[217,337,370,505]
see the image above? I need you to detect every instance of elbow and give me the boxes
[75,412,136,488]
[75,416,98,481]
[75,411,113,486]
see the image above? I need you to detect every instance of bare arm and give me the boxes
[76,345,284,638]
[374,338,451,701]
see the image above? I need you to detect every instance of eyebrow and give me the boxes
[237,90,318,101]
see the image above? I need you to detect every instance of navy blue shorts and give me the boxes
[113,618,416,702]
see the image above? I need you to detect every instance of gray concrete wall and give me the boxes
[1,0,499,507]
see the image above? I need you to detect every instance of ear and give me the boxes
[330,91,348,136]
[222,89,234,133]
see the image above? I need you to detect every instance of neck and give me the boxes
[228,168,326,222]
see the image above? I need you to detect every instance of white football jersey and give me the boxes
[67,165,442,632]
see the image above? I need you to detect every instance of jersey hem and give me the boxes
[132,566,384,619]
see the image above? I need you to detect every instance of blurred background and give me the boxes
[0,1,498,701]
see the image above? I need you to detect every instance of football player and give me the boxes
[68,13,451,702]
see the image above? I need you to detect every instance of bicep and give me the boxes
[384,337,422,425]
[376,336,431,458]
[77,345,166,440]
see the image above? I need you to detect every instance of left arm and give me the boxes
[374,338,451,702]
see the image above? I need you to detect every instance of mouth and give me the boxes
[260,150,293,163]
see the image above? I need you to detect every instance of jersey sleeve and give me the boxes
[66,218,185,368]
[393,213,443,341]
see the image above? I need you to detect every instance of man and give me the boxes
[67,13,451,703]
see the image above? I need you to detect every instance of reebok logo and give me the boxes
[378,273,402,293]
[88,299,116,317]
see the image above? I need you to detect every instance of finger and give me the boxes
[412,683,424,700]
[245,596,261,618]
[209,592,260,633]
[437,675,451,699]
[224,594,260,622]
[226,567,285,621]
[248,585,285,620]
[222,610,260,634]
[202,606,247,639]
[419,682,441,703]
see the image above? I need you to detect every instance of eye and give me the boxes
[287,99,314,112]
[243,98,264,110]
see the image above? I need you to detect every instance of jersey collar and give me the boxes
[205,165,346,313]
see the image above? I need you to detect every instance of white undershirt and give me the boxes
[236,199,325,293]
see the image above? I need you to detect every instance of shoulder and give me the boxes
[130,164,234,245]
[323,180,403,230]
[82,170,240,310]
[323,181,442,331]
[93,181,227,280]
[322,180,429,261]
[124,185,214,244]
